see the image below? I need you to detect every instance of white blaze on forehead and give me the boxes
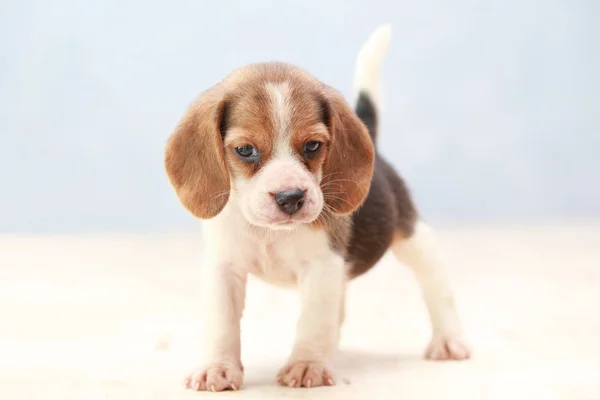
[265,81,293,157]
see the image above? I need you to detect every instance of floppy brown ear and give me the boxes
[164,85,230,219]
[321,87,375,215]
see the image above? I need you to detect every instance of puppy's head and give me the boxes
[165,63,374,229]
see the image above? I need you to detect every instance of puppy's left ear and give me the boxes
[164,84,231,219]
[321,87,375,215]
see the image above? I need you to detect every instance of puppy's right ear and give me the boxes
[165,85,230,219]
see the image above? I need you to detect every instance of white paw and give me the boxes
[425,335,472,360]
[277,360,336,388]
[184,362,243,392]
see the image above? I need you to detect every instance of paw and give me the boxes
[184,362,243,392]
[277,360,336,388]
[425,335,472,360]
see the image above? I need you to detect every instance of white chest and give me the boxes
[250,226,332,287]
[203,214,333,288]
[247,237,300,286]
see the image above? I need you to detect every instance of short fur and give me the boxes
[166,25,471,392]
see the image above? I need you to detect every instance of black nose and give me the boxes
[274,189,305,215]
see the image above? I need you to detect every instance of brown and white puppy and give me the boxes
[165,25,471,392]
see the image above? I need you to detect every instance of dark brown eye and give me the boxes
[234,144,260,164]
[235,145,259,162]
[303,141,322,158]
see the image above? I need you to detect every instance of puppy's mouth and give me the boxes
[274,219,294,225]
[267,216,313,228]
[253,212,321,230]
[242,190,324,229]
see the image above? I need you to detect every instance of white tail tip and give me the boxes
[353,24,392,110]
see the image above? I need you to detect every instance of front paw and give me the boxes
[184,361,243,392]
[277,360,336,388]
[425,334,472,360]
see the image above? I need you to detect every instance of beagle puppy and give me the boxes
[165,25,471,392]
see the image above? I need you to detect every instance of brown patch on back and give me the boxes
[346,157,418,279]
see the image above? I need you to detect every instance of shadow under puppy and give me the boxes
[164,25,471,392]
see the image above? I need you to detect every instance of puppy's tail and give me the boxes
[353,24,392,143]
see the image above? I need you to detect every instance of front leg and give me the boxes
[185,256,247,392]
[277,254,346,388]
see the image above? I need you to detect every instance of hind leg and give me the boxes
[391,221,471,360]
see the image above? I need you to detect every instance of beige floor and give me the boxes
[1,223,599,399]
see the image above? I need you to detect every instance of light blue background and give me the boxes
[1,0,597,233]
